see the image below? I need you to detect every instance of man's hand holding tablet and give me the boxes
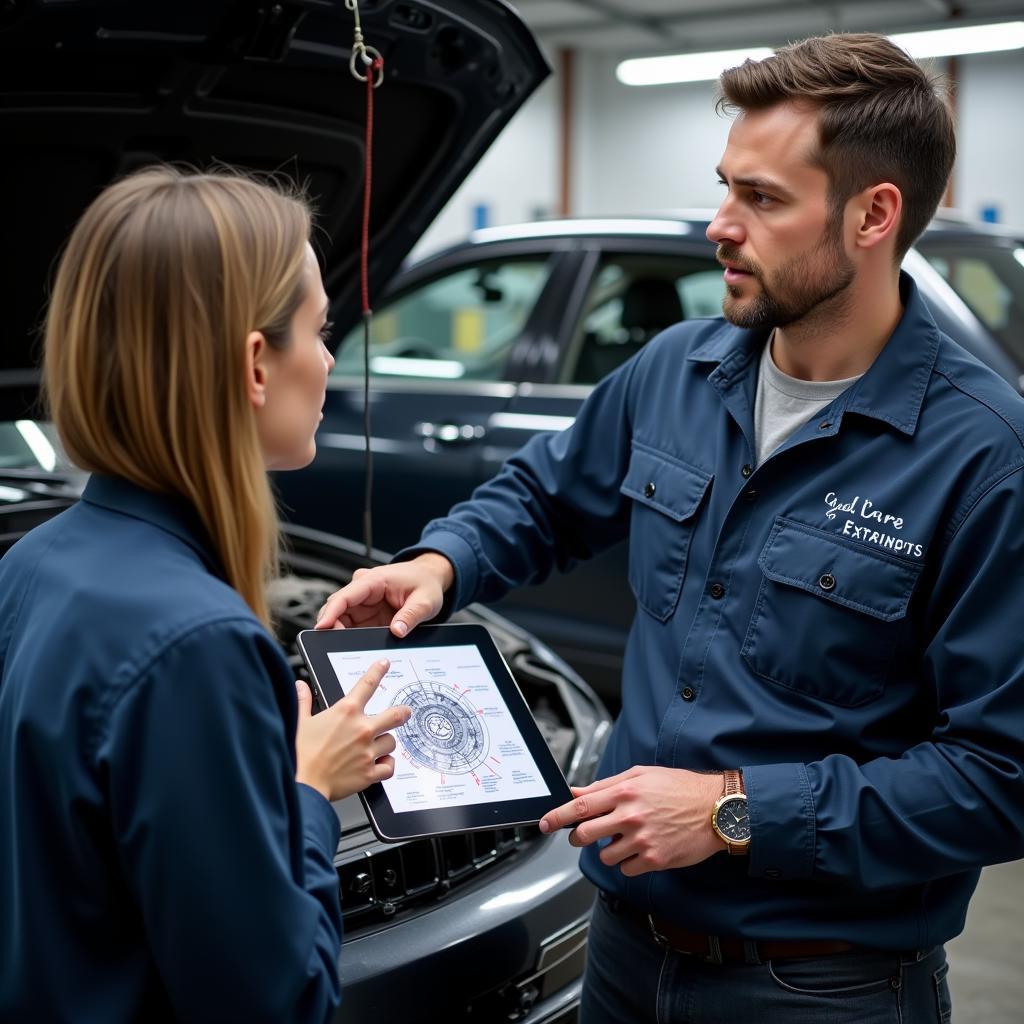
[294,659,412,802]
[315,553,454,636]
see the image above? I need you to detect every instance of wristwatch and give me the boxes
[711,769,751,855]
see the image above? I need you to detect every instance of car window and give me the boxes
[0,421,66,472]
[562,255,723,384]
[332,257,552,382]
[918,242,1024,366]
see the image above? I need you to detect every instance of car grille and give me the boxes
[337,827,524,928]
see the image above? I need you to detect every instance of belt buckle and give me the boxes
[646,914,669,950]
[646,916,725,965]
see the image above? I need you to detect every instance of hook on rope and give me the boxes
[346,0,384,87]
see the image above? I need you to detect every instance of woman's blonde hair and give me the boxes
[44,166,312,624]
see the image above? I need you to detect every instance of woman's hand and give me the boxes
[294,660,411,802]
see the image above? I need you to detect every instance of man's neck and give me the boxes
[772,267,903,382]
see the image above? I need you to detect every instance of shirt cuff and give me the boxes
[392,529,480,618]
[742,762,816,880]
[296,782,341,857]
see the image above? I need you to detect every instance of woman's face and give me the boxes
[254,244,335,471]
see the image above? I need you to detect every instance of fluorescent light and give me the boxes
[1014,248,1024,270]
[15,420,56,472]
[369,356,465,379]
[617,47,773,86]
[617,22,1024,88]
[890,22,1024,59]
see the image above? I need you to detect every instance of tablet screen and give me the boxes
[327,644,552,814]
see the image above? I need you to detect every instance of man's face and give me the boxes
[706,103,855,329]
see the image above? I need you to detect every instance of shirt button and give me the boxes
[709,582,725,599]
[740,464,753,478]
[818,573,836,591]
[818,420,831,430]
[644,481,656,498]
[744,489,757,503]
[681,686,695,701]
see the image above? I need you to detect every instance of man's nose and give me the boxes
[706,202,743,246]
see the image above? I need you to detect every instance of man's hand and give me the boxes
[539,766,727,876]
[294,660,411,802]
[315,553,455,636]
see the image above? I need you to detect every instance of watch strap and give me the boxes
[722,769,744,797]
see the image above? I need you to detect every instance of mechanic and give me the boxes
[316,34,1024,1022]
[0,168,410,1021]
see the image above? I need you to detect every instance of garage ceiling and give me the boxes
[513,0,1024,53]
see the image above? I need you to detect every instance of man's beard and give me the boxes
[718,220,855,330]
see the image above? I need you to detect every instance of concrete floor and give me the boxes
[947,860,1024,1023]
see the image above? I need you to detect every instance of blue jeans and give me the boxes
[581,893,953,1024]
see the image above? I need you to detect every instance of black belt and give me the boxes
[603,893,860,966]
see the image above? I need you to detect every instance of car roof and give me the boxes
[461,210,1022,250]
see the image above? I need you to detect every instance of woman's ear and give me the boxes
[245,330,269,409]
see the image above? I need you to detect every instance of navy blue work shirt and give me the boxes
[407,273,1024,951]
[0,476,343,1022]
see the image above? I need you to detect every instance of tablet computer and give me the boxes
[296,623,573,843]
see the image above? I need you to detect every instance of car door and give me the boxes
[273,249,570,556]
[490,241,725,700]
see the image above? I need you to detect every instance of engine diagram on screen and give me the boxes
[327,643,551,810]
[393,680,491,776]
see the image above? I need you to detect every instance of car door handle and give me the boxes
[414,422,487,445]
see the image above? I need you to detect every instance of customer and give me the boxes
[316,34,1024,1022]
[0,168,409,1022]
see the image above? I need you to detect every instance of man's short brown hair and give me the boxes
[718,33,956,257]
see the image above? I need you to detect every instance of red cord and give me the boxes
[360,57,382,316]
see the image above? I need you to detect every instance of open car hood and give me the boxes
[0,0,549,385]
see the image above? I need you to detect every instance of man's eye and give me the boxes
[716,178,727,187]
[319,320,334,343]
[753,192,773,206]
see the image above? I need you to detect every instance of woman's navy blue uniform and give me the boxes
[0,475,343,1022]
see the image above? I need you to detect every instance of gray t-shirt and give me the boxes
[754,338,863,466]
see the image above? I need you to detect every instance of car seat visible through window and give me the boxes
[574,277,684,384]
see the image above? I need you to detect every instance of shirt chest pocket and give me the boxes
[741,516,923,707]
[620,446,712,622]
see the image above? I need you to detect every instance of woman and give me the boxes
[0,168,409,1021]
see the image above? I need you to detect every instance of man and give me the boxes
[317,34,1024,1022]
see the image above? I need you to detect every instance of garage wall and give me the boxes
[413,46,1024,258]
[571,51,732,216]
[955,50,1024,228]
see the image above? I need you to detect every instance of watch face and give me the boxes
[714,796,751,843]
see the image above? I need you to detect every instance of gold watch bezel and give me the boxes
[711,793,751,853]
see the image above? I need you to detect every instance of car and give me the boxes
[1,1,615,1021]
[273,211,1024,701]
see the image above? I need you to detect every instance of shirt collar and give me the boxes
[687,271,939,437]
[81,475,224,577]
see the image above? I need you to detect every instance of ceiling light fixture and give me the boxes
[890,21,1024,59]
[616,22,1024,87]
[617,47,773,86]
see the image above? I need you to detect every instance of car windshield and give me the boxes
[916,239,1024,367]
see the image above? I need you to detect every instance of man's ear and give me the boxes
[245,330,269,409]
[853,183,902,252]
